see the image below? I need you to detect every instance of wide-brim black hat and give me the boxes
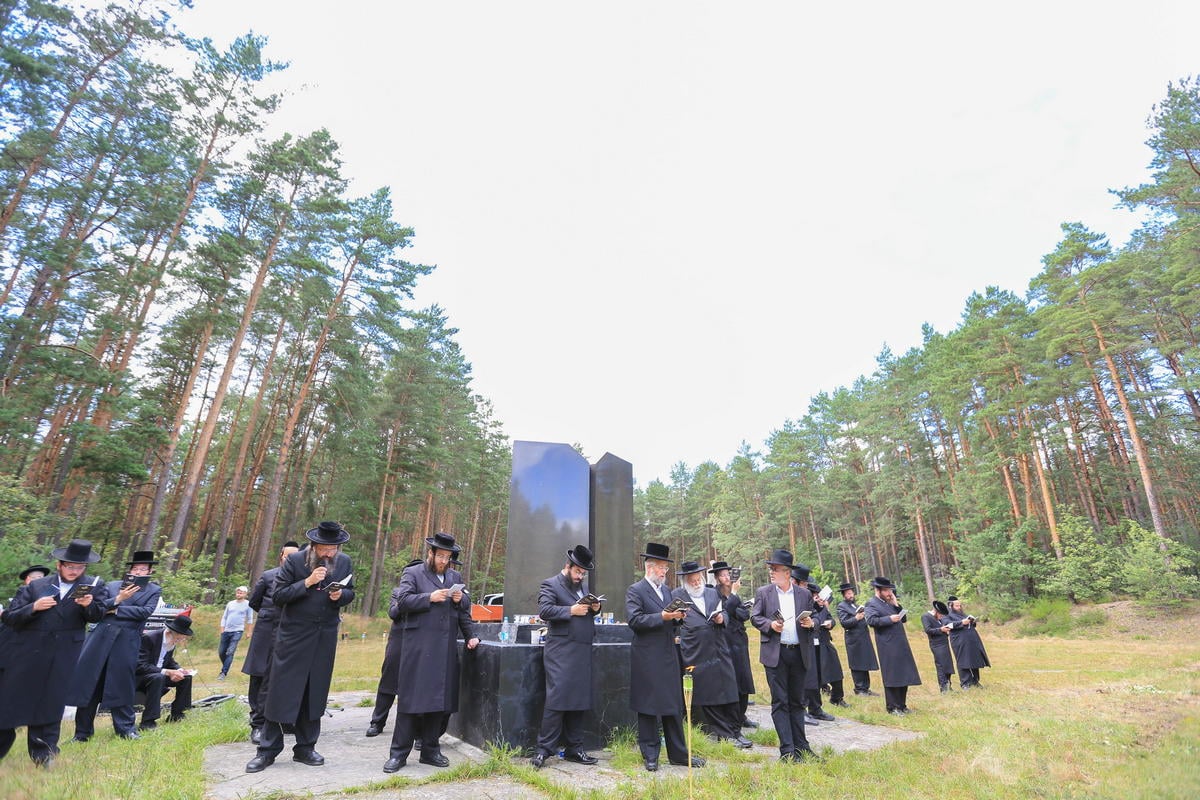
[641,542,673,563]
[932,600,949,615]
[424,531,461,554]
[566,545,595,571]
[806,581,820,593]
[790,563,811,582]
[126,550,157,566]
[676,560,706,576]
[19,564,50,581]
[765,549,794,567]
[708,560,732,574]
[870,576,896,590]
[837,582,856,593]
[50,539,101,564]
[306,521,350,545]
[164,615,194,636]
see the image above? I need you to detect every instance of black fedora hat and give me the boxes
[566,545,595,571]
[50,539,101,564]
[306,520,350,545]
[424,531,461,554]
[765,549,794,567]
[790,563,811,583]
[19,564,50,581]
[947,595,959,603]
[838,582,856,594]
[676,560,706,576]
[126,550,157,566]
[870,576,896,590]
[932,600,949,615]
[164,615,194,636]
[641,542,673,563]
[708,560,732,574]
[806,581,820,594]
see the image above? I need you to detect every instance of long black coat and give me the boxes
[864,596,921,688]
[836,599,879,671]
[0,574,107,728]
[264,550,354,723]
[750,584,814,672]
[538,571,598,711]
[375,586,406,695]
[625,578,683,717]
[921,611,955,677]
[392,563,476,715]
[672,586,737,706]
[720,591,755,695]
[947,611,991,670]
[813,605,845,683]
[240,566,282,677]
[68,578,161,707]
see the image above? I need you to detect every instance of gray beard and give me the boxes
[686,583,705,599]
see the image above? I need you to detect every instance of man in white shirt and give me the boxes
[135,615,194,729]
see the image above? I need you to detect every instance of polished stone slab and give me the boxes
[590,453,634,622]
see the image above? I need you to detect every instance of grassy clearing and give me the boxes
[1,602,1197,799]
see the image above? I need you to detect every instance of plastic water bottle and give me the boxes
[499,616,510,644]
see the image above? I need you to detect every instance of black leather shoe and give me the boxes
[71,735,90,743]
[803,715,820,726]
[419,752,450,768]
[733,736,753,749]
[832,700,851,708]
[382,757,406,773]
[564,750,598,765]
[644,759,659,772]
[249,727,261,744]
[414,739,423,750]
[810,710,835,722]
[530,752,546,769]
[168,714,185,723]
[118,731,140,740]
[245,755,274,773]
[365,724,383,737]
[669,756,705,767]
[794,746,823,762]
[741,717,759,728]
[293,750,325,766]
[138,722,157,731]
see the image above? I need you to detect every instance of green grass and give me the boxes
[2,602,1198,799]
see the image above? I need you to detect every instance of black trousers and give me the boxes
[851,669,872,693]
[636,712,689,763]
[535,708,585,756]
[258,682,321,759]
[369,690,395,729]
[138,673,192,724]
[75,662,137,737]
[247,674,265,728]
[960,667,981,687]
[764,644,809,755]
[0,721,60,763]
[696,701,742,739]
[827,679,845,703]
[390,711,446,760]
[884,685,908,712]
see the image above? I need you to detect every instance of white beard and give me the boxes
[686,583,705,599]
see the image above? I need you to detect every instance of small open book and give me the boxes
[580,593,606,605]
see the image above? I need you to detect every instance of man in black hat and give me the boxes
[1,566,49,625]
[69,549,162,742]
[809,581,848,710]
[625,542,703,772]
[0,539,107,764]
[709,561,756,729]
[835,582,879,696]
[530,544,602,768]
[674,560,749,748]
[864,577,922,714]
[921,600,955,692]
[246,522,355,773]
[382,531,479,774]
[242,540,300,744]
[135,614,194,729]
[366,557,424,739]
[946,597,990,688]
[751,549,818,762]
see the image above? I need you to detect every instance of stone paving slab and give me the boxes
[204,692,921,799]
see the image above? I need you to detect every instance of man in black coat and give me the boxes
[246,522,355,773]
[626,542,703,772]
[69,550,162,742]
[383,531,479,773]
[947,596,990,688]
[366,557,423,738]
[750,549,818,763]
[135,614,194,728]
[674,560,747,747]
[835,581,879,696]
[710,561,756,729]
[864,576,921,714]
[921,600,955,692]
[0,539,108,765]
[798,574,835,724]
[241,541,299,744]
[810,584,848,709]
[530,544,601,768]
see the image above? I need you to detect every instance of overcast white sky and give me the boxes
[183,1,1196,486]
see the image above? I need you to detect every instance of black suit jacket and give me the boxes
[750,583,814,671]
[136,628,181,680]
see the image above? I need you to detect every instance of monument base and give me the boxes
[447,622,635,752]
